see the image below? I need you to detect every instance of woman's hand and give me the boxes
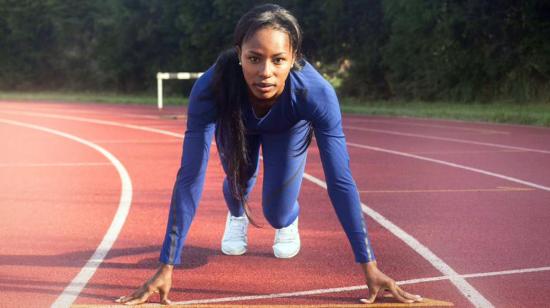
[115,263,173,305]
[360,261,422,304]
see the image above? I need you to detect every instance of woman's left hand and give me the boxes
[360,261,423,304]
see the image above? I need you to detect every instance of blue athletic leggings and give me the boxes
[218,120,310,229]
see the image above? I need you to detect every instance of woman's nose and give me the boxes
[258,61,273,77]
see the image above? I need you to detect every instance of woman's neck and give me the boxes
[250,98,275,118]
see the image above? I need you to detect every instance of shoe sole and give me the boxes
[273,244,301,259]
[221,247,247,256]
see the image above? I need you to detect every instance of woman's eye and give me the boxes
[273,58,285,64]
[248,56,259,63]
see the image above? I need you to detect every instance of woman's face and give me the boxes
[238,27,295,103]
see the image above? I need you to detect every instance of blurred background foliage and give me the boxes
[0,0,548,103]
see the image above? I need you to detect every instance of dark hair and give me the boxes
[212,4,308,226]
[233,4,303,69]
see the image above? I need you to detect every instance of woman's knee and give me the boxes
[262,200,299,229]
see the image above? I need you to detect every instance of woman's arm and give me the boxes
[117,68,217,305]
[311,86,374,264]
[310,85,421,303]
[159,115,216,265]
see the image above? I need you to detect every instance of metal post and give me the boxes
[157,73,163,110]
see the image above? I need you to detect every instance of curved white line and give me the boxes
[4,110,546,156]
[0,119,133,308]
[0,162,111,168]
[5,107,547,307]
[0,110,183,138]
[1,110,493,306]
[345,125,550,154]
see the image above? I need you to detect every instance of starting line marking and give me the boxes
[72,296,453,308]
[71,265,550,307]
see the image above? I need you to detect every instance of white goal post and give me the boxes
[156,72,204,109]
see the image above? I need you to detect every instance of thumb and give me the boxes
[159,286,172,305]
[360,286,380,304]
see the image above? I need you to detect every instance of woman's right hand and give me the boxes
[360,261,422,304]
[115,263,174,305]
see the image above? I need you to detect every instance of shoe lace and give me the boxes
[275,222,298,243]
[226,216,247,241]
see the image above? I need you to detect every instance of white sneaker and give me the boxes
[221,212,249,255]
[273,217,300,258]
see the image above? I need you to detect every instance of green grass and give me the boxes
[1,91,549,127]
[341,98,550,127]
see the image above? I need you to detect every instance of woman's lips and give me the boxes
[253,82,275,92]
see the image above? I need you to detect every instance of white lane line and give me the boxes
[300,178,493,308]
[91,139,181,144]
[0,118,133,308]
[173,265,550,305]
[263,156,489,305]
[0,162,111,168]
[0,106,170,119]
[2,110,492,306]
[345,126,550,154]
[357,187,534,194]
[347,119,507,134]
[373,114,550,130]
[348,142,550,193]
[0,110,183,138]
[408,149,524,155]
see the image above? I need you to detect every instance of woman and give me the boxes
[117,4,422,305]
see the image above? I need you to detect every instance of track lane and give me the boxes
[343,116,550,152]
[0,119,122,308]
[339,118,550,308]
[0,105,474,306]
[2,101,549,307]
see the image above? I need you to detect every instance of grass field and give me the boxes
[2,91,550,127]
[340,99,550,127]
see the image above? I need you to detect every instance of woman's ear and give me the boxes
[235,46,242,65]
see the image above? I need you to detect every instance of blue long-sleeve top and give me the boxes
[160,61,375,265]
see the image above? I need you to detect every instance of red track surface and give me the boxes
[1,101,549,308]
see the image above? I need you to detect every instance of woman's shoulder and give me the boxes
[290,60,336,99]
[187,64,217,120]
[190,65,216,99]
[290,60,338,106]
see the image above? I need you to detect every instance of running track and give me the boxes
[1,101,549,308]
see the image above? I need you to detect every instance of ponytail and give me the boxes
[212,48,259,227]
[212,4,306,227]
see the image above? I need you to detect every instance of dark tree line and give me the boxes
[0,0,548,102]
